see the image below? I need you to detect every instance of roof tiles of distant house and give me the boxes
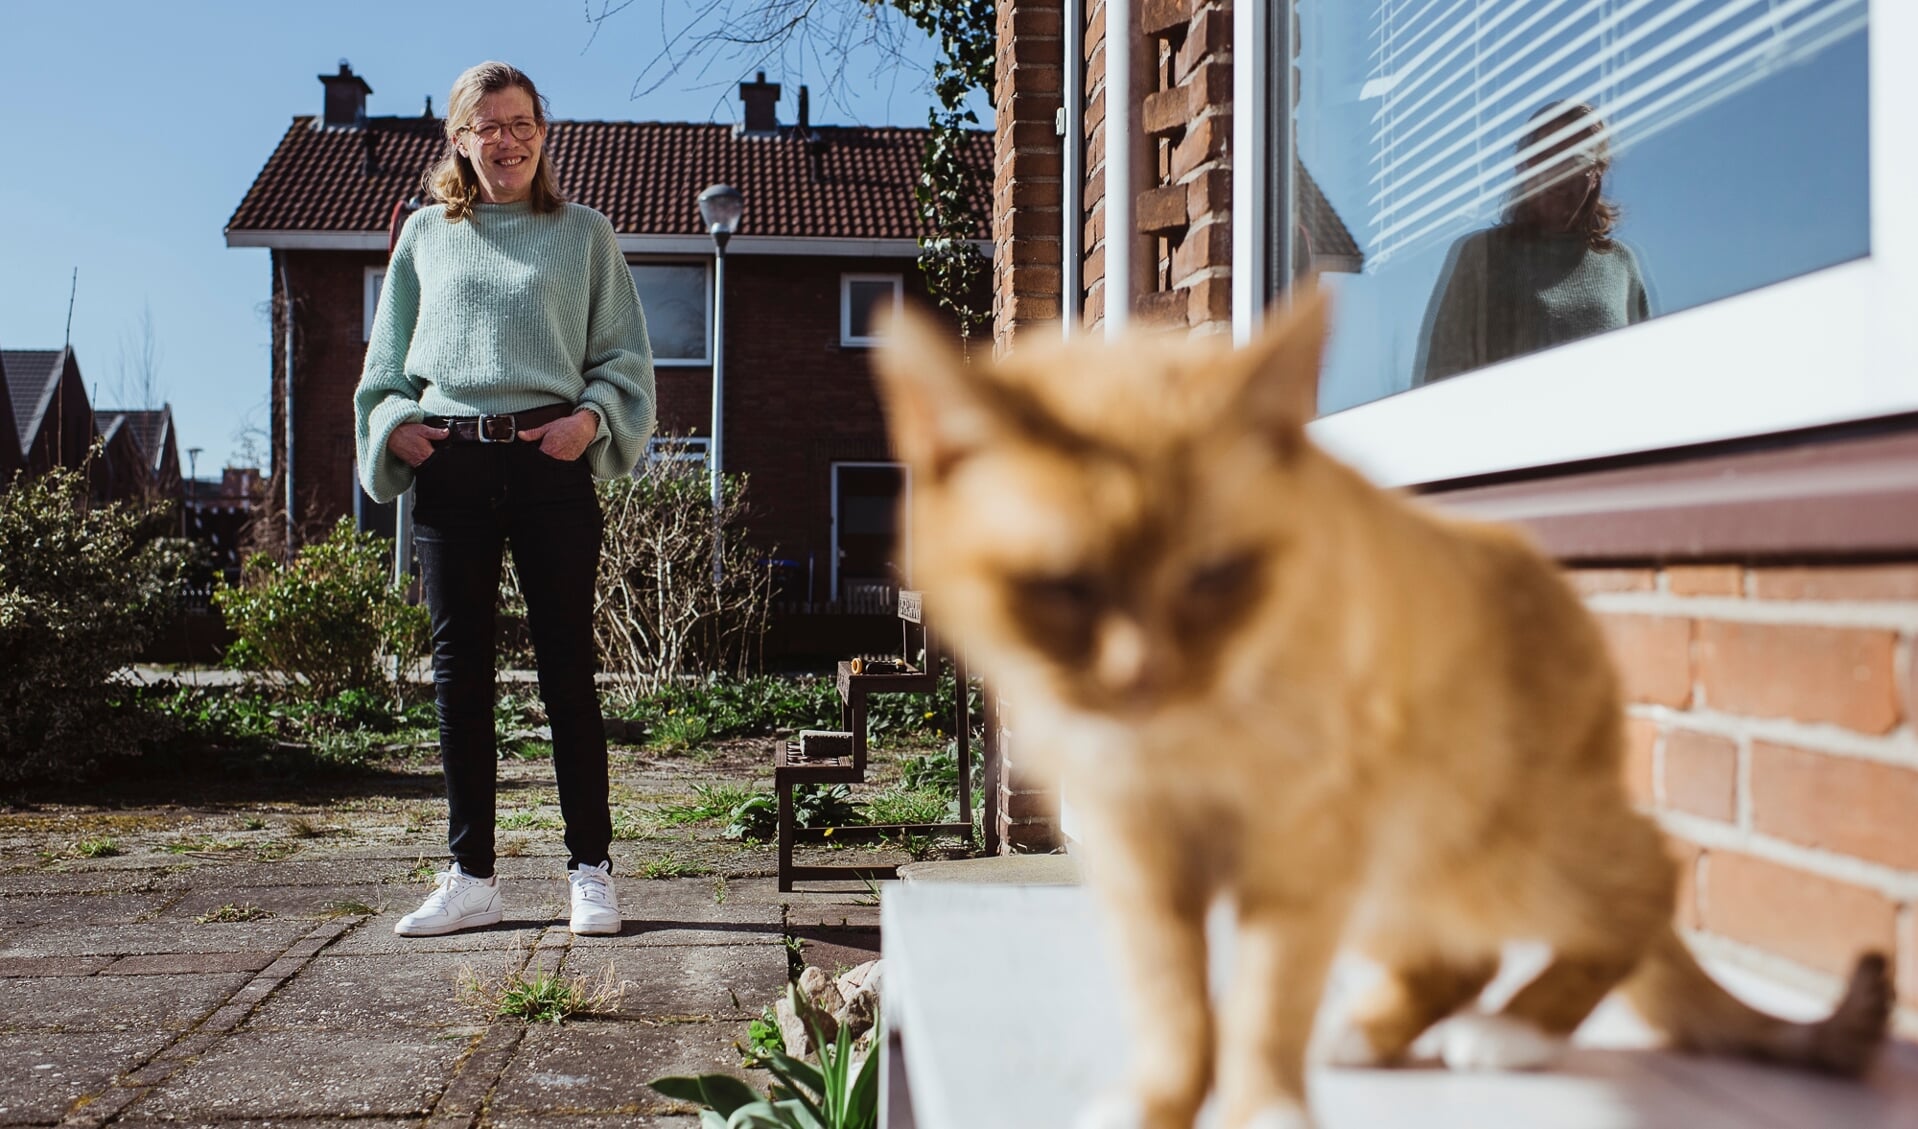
[95,407,173,474]
[227,116,991,240]
[2,350,64,452]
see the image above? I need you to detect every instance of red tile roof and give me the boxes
[227,116,991,241]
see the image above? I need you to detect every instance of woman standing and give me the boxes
[354,61,656,937]
[1415,103,1651,386]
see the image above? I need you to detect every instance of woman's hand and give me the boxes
[388,421,450,467]
[519,408,599,462]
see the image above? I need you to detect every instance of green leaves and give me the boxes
[648,983,880,1129]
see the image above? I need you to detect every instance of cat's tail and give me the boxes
[1622,925,1893,1076]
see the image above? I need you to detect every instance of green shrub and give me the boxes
[0,465,191,782]
[214,518,428,701]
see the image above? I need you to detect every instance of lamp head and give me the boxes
[698,184,744,247]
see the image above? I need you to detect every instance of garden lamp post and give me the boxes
[697,184,744,511]
[698,183,743,583]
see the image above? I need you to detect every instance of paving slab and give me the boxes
[0,868,182,896]
[186,858,428,887]
[101,950,283,975]
[487,1116,700,1128]
[0,919,309,958]
[0,1029,171,1125]
[327,917,560,956]
[247,951,517,1030]
[489,1019,761,1117]
[571,877,784,949]
[0,892,175,926]
[160,883,393,921]
[0,955,114,978]
[788,925,883,980]
[0,971,249,1032]
[562,943,789,1021]
[134,1028,474,1120]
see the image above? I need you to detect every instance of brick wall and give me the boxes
[281,249,386,531]
[1138,0,1232,333]
[1577,562,1918,1027]
[993,0,1065,354]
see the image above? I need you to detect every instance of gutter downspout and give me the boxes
[1103,0,1136,338]
[279,257,296,557]
[1062,0,1086,338]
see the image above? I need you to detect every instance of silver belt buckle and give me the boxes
[477,413,516,443]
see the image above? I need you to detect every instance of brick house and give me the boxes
[989,0,1917,1026]
[3,348,95,481]
[225,64,989,610]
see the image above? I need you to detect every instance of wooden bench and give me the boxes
[775,590,981,891]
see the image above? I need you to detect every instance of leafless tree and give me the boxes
[579,0,936,122]
[112,302,165,411]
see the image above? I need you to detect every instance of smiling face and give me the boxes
[457,86,546,205]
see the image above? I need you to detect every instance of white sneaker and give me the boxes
[568,862,620,935]
[394,864,502,937]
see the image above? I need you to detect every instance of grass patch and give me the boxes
[647,712,709,752]
[321,899,377,917]
[38,837,124,863]
[408,857,439,882]
[195,903,274,923]
[498,811,563,831]
[864,787,949,827]
[239,816,268,831]
[610,810,656,841]
[164,837,246,855]
[711,875,728,905]
[638,851,704,880]
[285,816,333,839]
[653,782,754,826]
[500,739,552,760]
[462,964,626,1025]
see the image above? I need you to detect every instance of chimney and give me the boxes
[739,70,781,135]
[319,60,373,128]
[798,85,810,132]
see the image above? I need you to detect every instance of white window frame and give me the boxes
[1236,5,1918,490]
[841,274,904,347]
[830,460,911,602]
[362,267,384,342]
[628,259,713,367]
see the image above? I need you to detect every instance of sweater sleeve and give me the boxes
[577,212,658,479]
[1414,231,1488,387]
[353,215,429,503]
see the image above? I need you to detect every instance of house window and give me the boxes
[363,267,384,342]
[629,262,711,365]
[831,462,909,603]
[841,274,903,346]
[1255,1,1906,487]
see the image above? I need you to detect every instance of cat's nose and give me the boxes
[1091,617,1162,698]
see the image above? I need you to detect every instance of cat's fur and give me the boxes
[871,290,1893,1129]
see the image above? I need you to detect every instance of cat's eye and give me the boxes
[1018,573,1100,611]
[1186,552,1260,600]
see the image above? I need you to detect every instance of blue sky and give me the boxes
[0,1,968,471]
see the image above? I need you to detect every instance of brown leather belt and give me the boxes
[424,403,574,444]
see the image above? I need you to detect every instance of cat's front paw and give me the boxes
[1071,1094,1143,1129]
[1321,1024,1386,1068]
[1433,1012,1564,1071]
[1241,1102,1318,1129]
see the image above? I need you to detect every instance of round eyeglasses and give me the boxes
[459,119,540,145]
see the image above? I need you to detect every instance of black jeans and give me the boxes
[413,440,610,878]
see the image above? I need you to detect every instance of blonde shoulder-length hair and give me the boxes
[425,61,565,222]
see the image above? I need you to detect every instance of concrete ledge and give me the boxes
[895,854,1079,886]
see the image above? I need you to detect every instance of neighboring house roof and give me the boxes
[2,349,65,453]
[1297,162,1365,273]
[116,407,174,475]
[0,352,13,463]
[226,116,991,242]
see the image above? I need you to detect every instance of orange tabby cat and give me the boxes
[871,290,1892,1129]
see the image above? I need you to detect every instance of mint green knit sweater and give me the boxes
[353,200,658,503]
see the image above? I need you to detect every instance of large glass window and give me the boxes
[1273,0,1869,416]
[630,262,710,365]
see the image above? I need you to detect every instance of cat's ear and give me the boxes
[1231,284,1331,441]
[871,303,998,480]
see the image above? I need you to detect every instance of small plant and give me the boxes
[611,810,656,841]
[651,985,878,1129]
[196,903,273,923]
[649,711,710,752]
[640,851,703,880]
[657,782,755,826]
[239,816,268,832]
[744,1002,785,1065]
[712,875,729,905]
[285,816,330,839]
[321,899,376,917]
[70,838,123,859]
[165,837,245,855]
[409,857,438,882]
[723,786,862,843]
[463,962,626,1025]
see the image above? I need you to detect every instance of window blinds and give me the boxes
[1359,0,1867,265]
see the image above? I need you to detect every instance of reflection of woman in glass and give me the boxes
[1415,103,1650,385]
